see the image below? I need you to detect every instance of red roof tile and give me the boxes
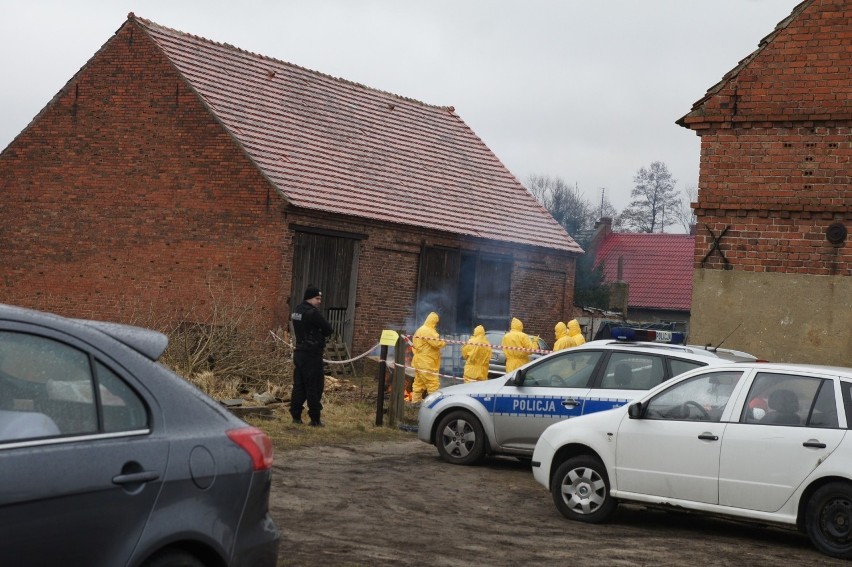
[594,233,694,311]
[131,15,582,254]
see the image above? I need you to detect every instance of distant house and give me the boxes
[677,0,850,365]
[0,14,582,356]
[588,218,694,332]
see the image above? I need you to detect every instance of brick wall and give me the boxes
[0,22,577,359]
[0,23,288,328]
[684,0,851,279]
[694,126,851,275]
[682,0,851,364]
[282,210,576,356]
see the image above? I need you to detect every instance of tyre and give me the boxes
[142,549,206,567]
[551,455,617,523]
[435,410,486,465]
[806,482,852,559]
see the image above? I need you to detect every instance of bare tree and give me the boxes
[673,184,698,234]
[526,174,594,238]
[619,161,681,233]
[527,174,616,310]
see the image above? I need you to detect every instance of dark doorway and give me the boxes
[418,247,511,334]
[416,246,460,328]
[472,255,511,332]
[291,230,360,349]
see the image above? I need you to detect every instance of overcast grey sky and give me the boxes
[1,0,802,211]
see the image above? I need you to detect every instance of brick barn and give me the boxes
[678,0,851,365]
[0,14,582,356]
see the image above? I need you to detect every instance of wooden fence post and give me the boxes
[374,344,388,426]
[387,332,406,426]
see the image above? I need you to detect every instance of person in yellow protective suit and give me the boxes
[567,319,586,346]
[410,312,447,402]
[553,321,575,352]
[501,317,535,374]
[462,325,492,382]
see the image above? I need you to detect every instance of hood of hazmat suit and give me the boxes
[412,312,446,372]
[567,319,586,346]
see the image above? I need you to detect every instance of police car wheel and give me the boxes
[551,456,617,523]
[435,410,486,466]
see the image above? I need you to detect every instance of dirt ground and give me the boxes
[270,435,843,567]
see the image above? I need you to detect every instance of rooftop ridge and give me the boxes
[128,12,455,113]
[677,0,814,122]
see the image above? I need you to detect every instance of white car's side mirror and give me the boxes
[628,402,644,419]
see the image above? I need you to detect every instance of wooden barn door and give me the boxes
[291,230,359,350]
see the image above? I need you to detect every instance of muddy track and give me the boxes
[271,436,840,566]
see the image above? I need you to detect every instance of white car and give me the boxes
[418,339,753,465]
[532,362,852,559]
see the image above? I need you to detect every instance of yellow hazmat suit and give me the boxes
[411,312,447,402]
[462,325,492,382]
[501,317,535,374]
[568,319,586,346]
[553,321,575,351]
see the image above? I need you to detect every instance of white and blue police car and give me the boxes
[417,337,755,465]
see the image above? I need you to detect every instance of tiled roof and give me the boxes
[594,233,694,311]
[130,15,582,254]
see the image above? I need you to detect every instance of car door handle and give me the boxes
[562,398,580,408]
[113,471,160,485]
[803,440,827,449]
[697,433,719,441]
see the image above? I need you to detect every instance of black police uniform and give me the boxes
[290,298,333,425]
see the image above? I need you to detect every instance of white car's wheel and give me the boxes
[435,410,485,466]
[806,482,852,559]
[551,455,617,523]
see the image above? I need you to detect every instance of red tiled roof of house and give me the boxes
[130,15,582,254]
[594,233,694,311]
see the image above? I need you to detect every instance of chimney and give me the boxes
[609,255,629,316]
[594,217,613,237]
[589,217,613,257]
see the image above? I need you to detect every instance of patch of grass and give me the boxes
[246,393,420,451]
[251,373,422,451]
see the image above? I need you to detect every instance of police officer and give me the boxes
[290,286,333,426]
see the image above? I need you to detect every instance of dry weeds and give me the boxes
[129,286,419,450]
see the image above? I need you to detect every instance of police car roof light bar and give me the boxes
[611,327,686,345]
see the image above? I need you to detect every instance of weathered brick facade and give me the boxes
[695,125,849,276]
[679,0,851,365]
[0,18,577,357]
[1,24,287,326]
[286,211,576,355]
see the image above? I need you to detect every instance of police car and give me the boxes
[417,338,754,465]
